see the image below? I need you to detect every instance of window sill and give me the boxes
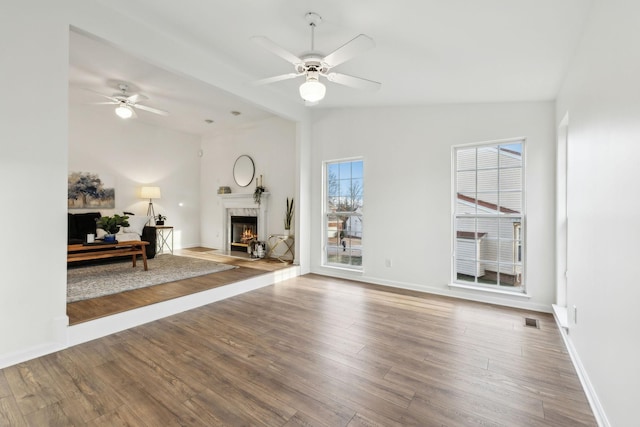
[449,282,531,298]
[321,264,363,274]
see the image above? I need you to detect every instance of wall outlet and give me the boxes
[385,259,392,268]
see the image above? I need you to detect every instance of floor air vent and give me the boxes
[524,317,540,328]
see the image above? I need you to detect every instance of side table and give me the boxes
[154,225,174,255]
[267,234,294,263]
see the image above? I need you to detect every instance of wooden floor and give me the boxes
[67,247,291,324]
[2,272,596,426]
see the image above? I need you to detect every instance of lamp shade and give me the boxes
[140,186,161,199]
[299,79,326,102]
[115,104,134,119]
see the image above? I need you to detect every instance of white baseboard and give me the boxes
[0,342,65,370]
[552,313,609,427]
[310,268,552,313]
[1,266,299,369]
[68,265,300,346]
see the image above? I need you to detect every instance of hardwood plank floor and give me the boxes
[3,273,596,426]
[67,248,291,325]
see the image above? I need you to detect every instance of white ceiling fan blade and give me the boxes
[252,73,302,86]
[251,36,302,65]
[326,72,381,92]
[91,101,119,105]
[323,34,375,68]
[126,93,148,103]
[132,104,169,116]
[84,88,120,103]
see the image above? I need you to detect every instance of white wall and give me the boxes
[310,102,556,312]
[69,101,202,249]
[0,1,70,362]
[556,0,640,425]
[200,117,297,250]
[1,0,307,367]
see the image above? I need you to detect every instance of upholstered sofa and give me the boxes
[67,212,157,259]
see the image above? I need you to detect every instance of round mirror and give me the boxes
[233,155,255,187]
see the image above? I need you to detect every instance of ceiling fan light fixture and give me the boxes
[115,104,133,119]
[299,78,326,102]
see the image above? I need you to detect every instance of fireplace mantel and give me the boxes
[218,192,270,250]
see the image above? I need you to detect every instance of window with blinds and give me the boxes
[453,140,525,291]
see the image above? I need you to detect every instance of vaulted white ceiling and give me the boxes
[71,0,593,134]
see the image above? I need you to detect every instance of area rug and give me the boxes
[67,254,237,302]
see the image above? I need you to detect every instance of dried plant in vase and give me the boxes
[284,197,294,236]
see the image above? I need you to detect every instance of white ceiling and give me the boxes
[71,0,593,135]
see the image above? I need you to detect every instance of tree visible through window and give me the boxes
[454,141,525,290]
[325,159,363,268]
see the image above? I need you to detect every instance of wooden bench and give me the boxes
[67,241,150,270]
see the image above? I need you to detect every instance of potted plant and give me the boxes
[155,214,166,225]
[96,214,129,242]
[284,197,294,237]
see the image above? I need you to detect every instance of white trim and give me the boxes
[0,266,299,369]
[449,282,530,298]
[0,342,65,370]
[310,268,552,313]
[553,315,610,427]
[321,158,364,270]
[552,304,569,330]
[452,138,526,291]
[68,265,299,347]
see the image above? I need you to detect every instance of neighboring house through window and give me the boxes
[324,159,363,269]
[453,140,525,291]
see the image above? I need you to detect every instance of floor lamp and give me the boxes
[140,186,161,224]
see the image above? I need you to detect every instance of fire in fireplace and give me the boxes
[230,216,257,252]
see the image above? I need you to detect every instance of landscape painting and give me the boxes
[68,171,115,209]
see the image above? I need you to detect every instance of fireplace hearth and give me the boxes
[230,216,257,252]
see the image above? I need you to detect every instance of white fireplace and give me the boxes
[218,193,269,251]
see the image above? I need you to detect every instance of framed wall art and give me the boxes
[68,171,115,209]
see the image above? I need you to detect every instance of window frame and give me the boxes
[322,157,364,271]
[452,138,526,293]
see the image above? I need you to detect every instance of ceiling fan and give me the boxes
[89,83,169,119]
[251,12,381,104]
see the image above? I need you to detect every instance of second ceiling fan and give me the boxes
[252,12,381,104]
[89,83,169,119]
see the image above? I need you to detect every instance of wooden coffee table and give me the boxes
[67,240,150,270]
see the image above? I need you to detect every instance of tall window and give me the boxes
[324,159,363,269]
[454,140,525,291]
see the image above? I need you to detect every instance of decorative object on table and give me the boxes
[254,175,266,205]
[233,154,255,187]
[248,240,266,258]
[217,186,231,194]
[155,213,166,226]
[68,171,115,209]
[284,197,294,237]
[140,186,161,222]
[96,214,130,241]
